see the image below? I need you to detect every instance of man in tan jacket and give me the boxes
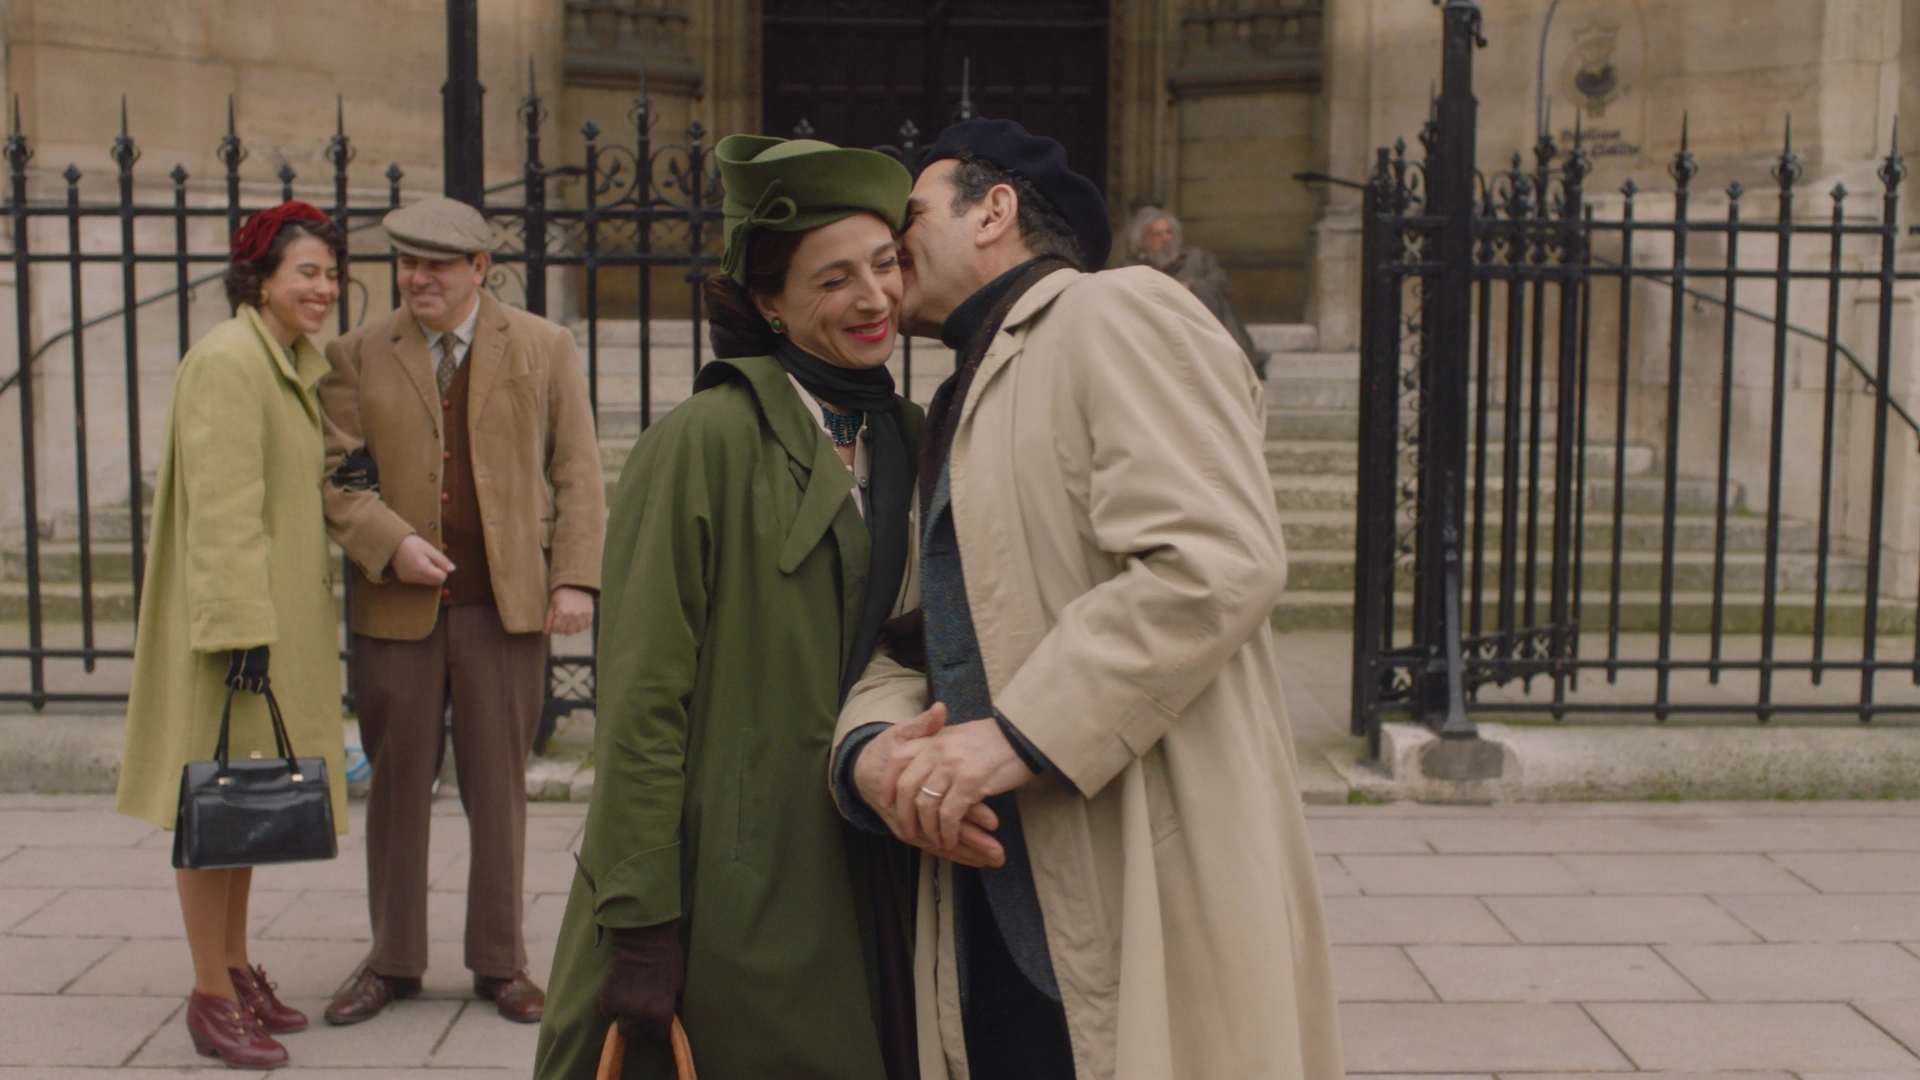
[833,120,1342,1079]
[317,197,605,1027]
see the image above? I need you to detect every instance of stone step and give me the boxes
[1263,352,1359,380]
[1265,439,1658,478]
[1266,377,1360,411]
[1271,473,1748,516]
[1251,324,1319,352]
[0,580,350,623]
[1269,588,1916,635]
[3,543,138,585]
[1276,510,1820,556]
[1283,548,1870,595]
[1266,406,1571,442]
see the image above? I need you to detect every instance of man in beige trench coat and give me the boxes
[317,197,605,1026]
[833,120,1343,1079]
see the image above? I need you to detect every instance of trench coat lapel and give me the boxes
[956,267,1079,432]
[694,356,860,572]
[238,304,326,426]
[464,291,514,420]
[387,315,440,420]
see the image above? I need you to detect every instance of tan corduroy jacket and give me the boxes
[319,291,605,640]
[836,267,1342,1080]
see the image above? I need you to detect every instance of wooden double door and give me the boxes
[762,0,1110,190]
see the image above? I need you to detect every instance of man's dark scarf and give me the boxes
[918,256,1068,518]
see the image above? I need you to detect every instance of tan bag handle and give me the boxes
[597,1018,696,1080]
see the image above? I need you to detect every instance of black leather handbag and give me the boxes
[171,684,337,870]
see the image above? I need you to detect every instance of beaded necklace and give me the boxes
[818,402,866,447]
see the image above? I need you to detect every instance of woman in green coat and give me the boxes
[114,202,347,1069]
[534,138,929,1079]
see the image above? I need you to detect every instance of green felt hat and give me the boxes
[716,134,912,285]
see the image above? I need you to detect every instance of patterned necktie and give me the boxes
[434,333,459,396]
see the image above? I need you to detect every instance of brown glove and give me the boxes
[599,921,683,1043]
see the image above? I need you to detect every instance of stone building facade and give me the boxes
[4,0,1920,556]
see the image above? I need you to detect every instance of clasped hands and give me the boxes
[851,703,1036,869]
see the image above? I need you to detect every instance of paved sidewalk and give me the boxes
[7,796,1920,1076]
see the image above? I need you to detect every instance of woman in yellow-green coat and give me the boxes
[115,202,347,1069]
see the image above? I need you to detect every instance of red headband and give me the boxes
[230,201,330,264]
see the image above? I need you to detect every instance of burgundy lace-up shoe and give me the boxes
[231,965,307,1034]
[187,989,289,1069]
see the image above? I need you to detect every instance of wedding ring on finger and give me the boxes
[918,785,948,800]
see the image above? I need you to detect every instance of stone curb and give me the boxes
[1327,720,1920,803]
[16,709,1920,806]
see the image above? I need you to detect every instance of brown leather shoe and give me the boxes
[474,971,545,1023]
[323,967,421,1027]
[187,989,288,1069]
[231,965,307,1034]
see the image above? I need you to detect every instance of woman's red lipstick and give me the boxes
[846,318,890,344]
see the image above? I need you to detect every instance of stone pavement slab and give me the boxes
[1340,854,1589,895]
[0,885,62,930]
[1483,895,1759,944]
[1339,1002,1631,1072]
[1656,942,1920,1001]
[1331,945,1435,1001]
[1323,896,1516,945]
[1407,944,1701,1002]
[0,935,117,993]
[0,994,180,1067]
[1586,1002,1920,1071]
[1710,893,1920,942]
[1770,851,1920,892]
[17,796,1920,1075]
[1854,999,1920,1057]
[1555,853,1815,894]
[14,888,297,940]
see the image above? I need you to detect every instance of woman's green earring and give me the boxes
[769,316,785,335]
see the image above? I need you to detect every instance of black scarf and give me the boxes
[919,256,1070,517]
[773,341,914,704]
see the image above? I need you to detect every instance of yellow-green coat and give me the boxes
[115,306,346,832]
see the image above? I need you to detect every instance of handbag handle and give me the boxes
[212,683,303,780]
[596,1018,696,1080]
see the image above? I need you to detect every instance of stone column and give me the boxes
[1165,0,1324,322]
[1309,0,1370,349]
[1108,0,1179,231]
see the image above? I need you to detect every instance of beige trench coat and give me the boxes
[318,290,605,640]
[835,267,1342,1080]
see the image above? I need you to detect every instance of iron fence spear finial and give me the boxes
[1773,114,1802,189]
[1881,115,1906,189]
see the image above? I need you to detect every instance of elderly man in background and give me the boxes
[317,196,606,1027]
[1127,206,1269,378]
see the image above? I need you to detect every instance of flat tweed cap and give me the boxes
[927,118,1112,270]
[382,196,493,259]
[716,134,912,285]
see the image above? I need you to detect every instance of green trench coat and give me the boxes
[115,306,347,832]
[535,355,921,1080]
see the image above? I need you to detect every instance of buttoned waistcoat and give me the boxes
[319,291,606,640]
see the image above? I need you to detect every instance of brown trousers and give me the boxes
[351,603,544,980]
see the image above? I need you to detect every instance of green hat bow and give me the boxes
[721,181,801,284]
[715,134,912,286]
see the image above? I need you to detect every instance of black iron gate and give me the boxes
[1354,0,1920,748]
[0,64,944,733]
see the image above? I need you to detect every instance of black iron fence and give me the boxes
[1354,0,1920,748]
[0,76,933,732]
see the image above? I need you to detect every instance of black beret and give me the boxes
[926,118,1112,270]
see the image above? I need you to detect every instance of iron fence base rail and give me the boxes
[1353,0,1920,746]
